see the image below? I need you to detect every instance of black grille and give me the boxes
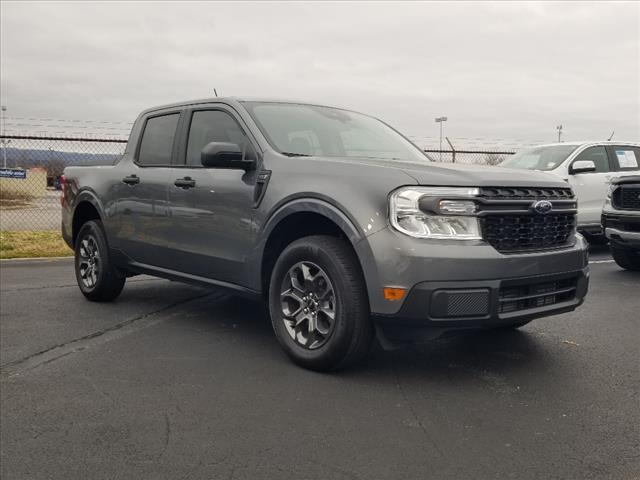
[603,215,640,233]
[619,187,640,210]
[499,277,577,314]
[478,186,576,253]
[481,213,575,252]
[479,187,574,200]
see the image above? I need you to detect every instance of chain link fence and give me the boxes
[0,135,127,231]
[0,134,515,232]
[422,149,515,165]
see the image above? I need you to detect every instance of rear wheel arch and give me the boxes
[72,195,104,247]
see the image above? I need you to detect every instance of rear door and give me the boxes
[566,145,613,227]
[164,106,260,285]
[115,111,182,267]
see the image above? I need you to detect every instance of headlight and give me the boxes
[606,184,615,199]
[604,184,615,208]
[390,187,481,239]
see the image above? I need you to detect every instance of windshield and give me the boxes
[500,145,579,171]
[243,102,428,162]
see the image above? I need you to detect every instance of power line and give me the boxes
[5,116,133,125]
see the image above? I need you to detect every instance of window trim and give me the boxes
[134,110,184,168]
[176,106,261,168]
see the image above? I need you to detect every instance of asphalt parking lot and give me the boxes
[1,248,638,480]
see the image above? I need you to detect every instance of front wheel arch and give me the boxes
[256,199,381,307]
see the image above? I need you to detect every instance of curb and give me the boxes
[0,256,73,263]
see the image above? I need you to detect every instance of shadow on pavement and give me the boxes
[588,243,610,254]
[180,291,551,379]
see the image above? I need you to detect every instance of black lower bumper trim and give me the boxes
[372,268,589,343]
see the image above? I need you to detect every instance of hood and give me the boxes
[612,175,640,186]
[402,161,569,187]
[303,156,570,188]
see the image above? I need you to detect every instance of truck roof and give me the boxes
[141,97,344,116]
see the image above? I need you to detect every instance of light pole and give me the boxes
[435,116,448,161]
[1,106,6,168]
[556,124,563,143]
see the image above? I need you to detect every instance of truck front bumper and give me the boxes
[373,268,588,343]
[356,227,590,342]
[602,212,640,248]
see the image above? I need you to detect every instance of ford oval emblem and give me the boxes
[532,200,553,214]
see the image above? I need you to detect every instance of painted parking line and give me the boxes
[589,259,615,264]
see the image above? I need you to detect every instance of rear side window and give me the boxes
[137,114,180,165]
[186,110,253,166]
[572,146,610,173]
[612,146,640,171]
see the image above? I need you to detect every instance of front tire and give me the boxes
[74,220,126,301]
[611,245,640,271]
[268,235,373,371]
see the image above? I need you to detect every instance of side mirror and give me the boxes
[569,160,597,174]
[201,142,256,170]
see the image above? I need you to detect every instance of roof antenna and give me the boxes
[213,88,218,97]
[607,130,615,141]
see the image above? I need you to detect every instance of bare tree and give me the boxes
[484,153,505,166]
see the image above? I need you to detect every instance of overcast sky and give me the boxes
[1,1,638,148]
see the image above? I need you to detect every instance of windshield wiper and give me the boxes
[281,152,311,157]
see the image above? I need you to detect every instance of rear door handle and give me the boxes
[174,177,196,189]
[122,175,140,185]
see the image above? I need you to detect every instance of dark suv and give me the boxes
[62,98,589,370]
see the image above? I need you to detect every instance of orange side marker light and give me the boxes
[383,287,406,301]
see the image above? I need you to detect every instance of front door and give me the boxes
[165,108,259,286]
[566,145,613,227]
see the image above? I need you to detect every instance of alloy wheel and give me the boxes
[78,235,100,289]
[280,261,337,349]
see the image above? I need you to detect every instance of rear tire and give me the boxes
[74,220,126,301]
[611,246,640,271]
[268,235,373,371]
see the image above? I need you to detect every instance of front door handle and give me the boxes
[122,174,140,185]
[174,177,196,189]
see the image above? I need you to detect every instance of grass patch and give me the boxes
[0,230,72,259]
[0,190,35,208]
[0,189,35,201]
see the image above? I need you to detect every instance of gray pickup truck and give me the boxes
[62,98,589,371]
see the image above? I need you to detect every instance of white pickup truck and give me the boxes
[501,141,640,239]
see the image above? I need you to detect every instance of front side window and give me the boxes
[186,110,253,166]
[572,146,610,173]
[137,113,180,165]
[500,145,578,171]
[242,102,428,162]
